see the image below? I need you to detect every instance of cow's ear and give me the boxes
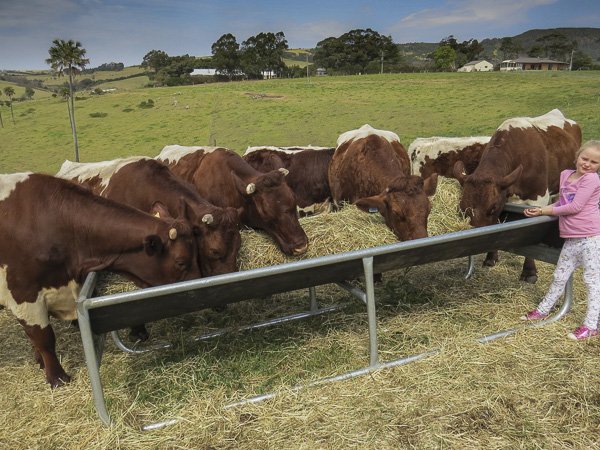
[231,171,252,197]
[453,161,467,185]
[354,196,385,215]
[144,235,164,256]
[151,201,173,219]
[424,173,438,197]
[500,164,523,189]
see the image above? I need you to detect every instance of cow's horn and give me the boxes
[279,167,289,176]
[169,228,177,240]
[202,214,213,224]
[246,183,256,194]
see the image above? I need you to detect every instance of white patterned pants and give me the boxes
[537,236,600,330]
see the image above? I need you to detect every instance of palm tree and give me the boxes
[0,91,4,128]
[45,39,89,162]
[3,87,16,125]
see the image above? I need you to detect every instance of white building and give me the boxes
[457,60,494,72]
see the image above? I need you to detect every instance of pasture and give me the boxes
[1,71,600,448]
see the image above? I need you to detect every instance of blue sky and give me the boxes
[1,0,598,70]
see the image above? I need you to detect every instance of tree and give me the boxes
[429,46,456,71]
[46,39,89,162]
[3,87,15,125]
[572,50,594,70]
[211,33,241,81]
[500,37,523,60]
[25,87,35,99]
[141,49,169,73]
[241,32,288,79]
[0,92,3,128]
[314,28,401,74]
[534,33,574,61]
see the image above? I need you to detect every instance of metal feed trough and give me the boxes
[76,205,570,427]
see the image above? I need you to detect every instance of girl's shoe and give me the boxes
[520,310,548,320]
[567,326,598,340]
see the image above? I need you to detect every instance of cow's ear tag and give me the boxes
[462,171,466,176]
[154,212,161,218]
[369,207,378,213]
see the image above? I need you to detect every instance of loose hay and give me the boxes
[237,176,470,271]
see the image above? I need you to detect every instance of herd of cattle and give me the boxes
[0,108,582,389]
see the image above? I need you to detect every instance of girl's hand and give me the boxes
[524,207,542,217]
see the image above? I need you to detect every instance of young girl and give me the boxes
[521,140,600,340]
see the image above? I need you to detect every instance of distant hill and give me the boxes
[396,27,600,66]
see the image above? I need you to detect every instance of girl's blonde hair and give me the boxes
[576,140,600,159]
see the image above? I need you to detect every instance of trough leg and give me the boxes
[362,257,380,368]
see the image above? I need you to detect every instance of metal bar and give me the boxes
[477,275,573,343]
[464,255,475,279]
[75,272,112,426]
[110,303,351,354]
[335,281,367,304]
[363,257,379,367]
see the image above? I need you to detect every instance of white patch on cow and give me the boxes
[336,124,401,148]
[157,145,219,164]
[408,136,490,175]
[0,172,32,202]
[244,145,333,156]
[56,156,148,195]
[498,109,574,132]
[507,190,550,207]
[0,266,80,327]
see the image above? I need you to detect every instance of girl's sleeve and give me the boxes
[552,174,600,216]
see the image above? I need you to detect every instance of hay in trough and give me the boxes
[237,176,470,271]
[95,176,469,294]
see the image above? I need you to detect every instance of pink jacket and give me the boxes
[551,170,600,238]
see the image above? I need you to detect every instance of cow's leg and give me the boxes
[483,251,499,267]
[20,321,71,388]
[520,257,538,284]
[129,324,150,342]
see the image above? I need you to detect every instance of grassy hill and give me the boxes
[398,27,600,66]
[1,70,599,175]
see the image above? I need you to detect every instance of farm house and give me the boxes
[457,60,494,72]
[500,57,569,71]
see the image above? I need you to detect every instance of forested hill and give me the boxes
[398,27,600,66]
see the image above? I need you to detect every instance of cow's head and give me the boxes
[186,201,242,277]
[354,174,438,241]
[111,202,202,288]
[454,161,522,227]
[232,169,309,256]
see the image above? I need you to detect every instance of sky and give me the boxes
[1,0,599,71]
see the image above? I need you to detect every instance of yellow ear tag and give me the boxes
[154,212,160,218]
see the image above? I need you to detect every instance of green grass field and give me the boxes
[2,70,599,174]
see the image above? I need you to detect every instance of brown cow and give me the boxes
[57,157,241,278]
[453,108,581,282]
[156,145,309,256]
[0,173,201,388]
[328,124,438,241]
[243,145,335,217]
[409,136,490,179]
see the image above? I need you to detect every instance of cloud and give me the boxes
[387,0,558,40]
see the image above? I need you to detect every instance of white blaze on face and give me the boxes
[157,145,219,164]
[408,136,490,175]
[336,124,401,148]
[0,172,32,202]
[0,266,80,327]
[498,108,574,132]
[56,156,148,195]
